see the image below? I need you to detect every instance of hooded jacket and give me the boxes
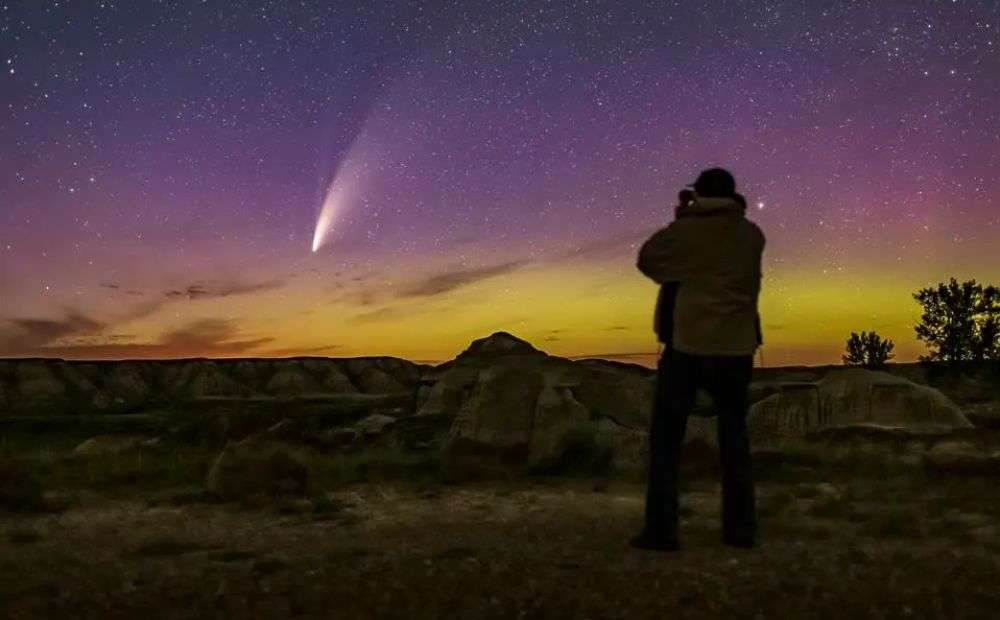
[637,195,765,356]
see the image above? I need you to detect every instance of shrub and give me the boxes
[842,331,895,368]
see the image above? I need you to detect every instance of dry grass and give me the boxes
[2,474,1000,619]
[3,430,1000,618]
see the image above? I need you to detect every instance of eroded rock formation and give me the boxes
[0,357,425,417]
[0,332,987,472]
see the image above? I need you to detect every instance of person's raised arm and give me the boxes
[637,225,688,284]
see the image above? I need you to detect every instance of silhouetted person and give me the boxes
[631,168,765,551]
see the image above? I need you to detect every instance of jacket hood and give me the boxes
[675,195,745,218]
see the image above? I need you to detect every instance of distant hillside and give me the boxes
[1,331,996,421]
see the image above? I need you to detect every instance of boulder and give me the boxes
[206,442,309,499]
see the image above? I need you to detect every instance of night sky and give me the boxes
[2,1,999,366]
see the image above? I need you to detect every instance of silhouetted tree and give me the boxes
[842,331,895,368]
[913,278,999,364]
[971,297,999,362]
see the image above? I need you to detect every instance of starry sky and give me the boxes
[2,1,999,367]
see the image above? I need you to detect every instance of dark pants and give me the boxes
[643,348,757,539]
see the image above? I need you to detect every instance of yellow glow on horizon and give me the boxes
[26,247,1000,368]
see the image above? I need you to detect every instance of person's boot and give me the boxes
[628,527,679,552]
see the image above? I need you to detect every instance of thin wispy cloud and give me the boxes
[398,260,527,297]
[0,309,105,353]
[1,318,274,359]
[164,277,287,300]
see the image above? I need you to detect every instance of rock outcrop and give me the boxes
[746,369,971,444]
[0,356,425,417]
[430,336,974,469]
[0,332,988,474]
[418,333,653,468]
[682,368,973,449]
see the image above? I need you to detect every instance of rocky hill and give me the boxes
[0,356,427,417]
[1,332,996,470]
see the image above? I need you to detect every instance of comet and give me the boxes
[311,174,349,253]
[311,89,392,253]
[311,141,367,254]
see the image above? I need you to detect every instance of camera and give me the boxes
[678,188,696,207]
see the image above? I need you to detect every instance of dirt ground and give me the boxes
[3,470,1000,619]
